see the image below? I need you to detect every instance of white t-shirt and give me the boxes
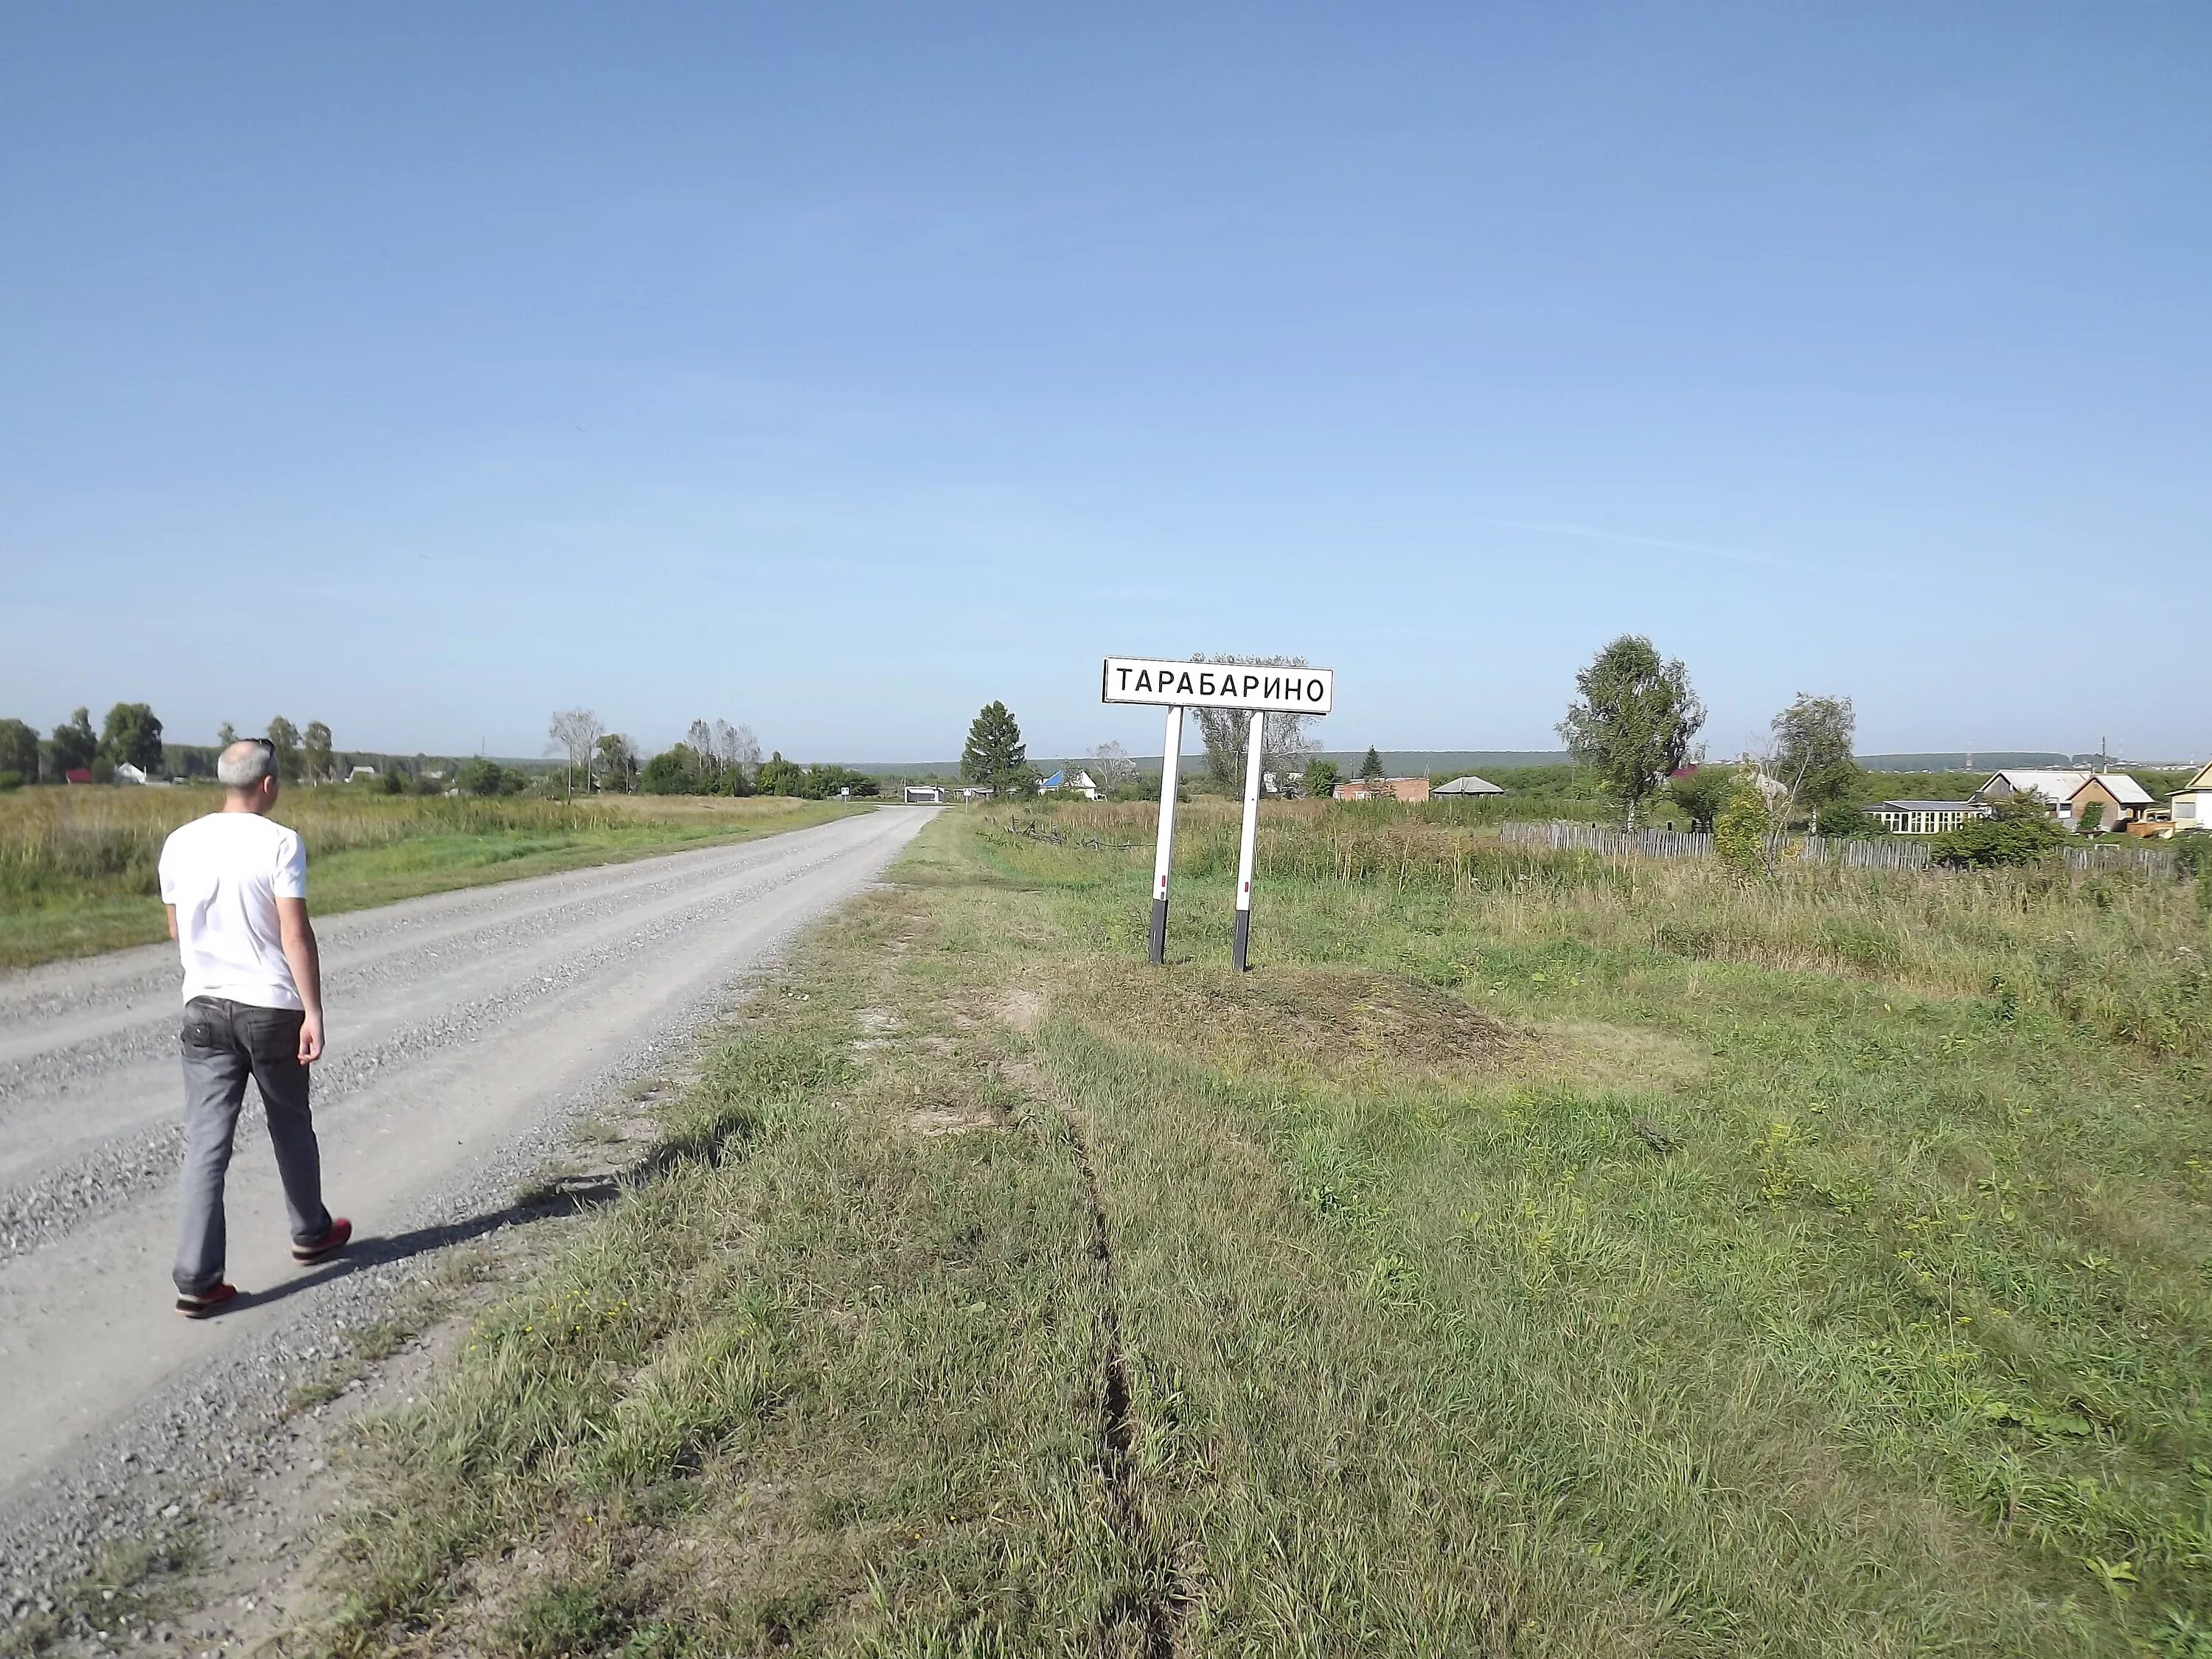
[158,812,308,1009]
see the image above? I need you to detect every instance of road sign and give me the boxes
[1105,655,1335,971]
[1102,657,1333,716]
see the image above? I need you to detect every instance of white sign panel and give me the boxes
[1102,657,1334,716]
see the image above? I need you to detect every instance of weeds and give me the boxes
[294,804,2211,1656]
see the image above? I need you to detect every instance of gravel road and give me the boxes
[0,805,933,1595]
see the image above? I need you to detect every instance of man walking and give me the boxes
[159,738,349,1317]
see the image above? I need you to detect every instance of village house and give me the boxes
[1037,768,1100,800]
[1972,768,2093,822]
[2168,762,2212,834]
[902,785,946,804]
[1433,775,1505,797]
[346,764,379,783]
[1335,776,1431,803]
[2065,773,2153,833]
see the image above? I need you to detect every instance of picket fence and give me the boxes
[1500,820,2180,880]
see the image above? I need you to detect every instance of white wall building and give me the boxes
[2171,762,2212,832]
[1866,799,1991,835]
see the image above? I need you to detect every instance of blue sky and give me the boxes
[4,4,2206,763]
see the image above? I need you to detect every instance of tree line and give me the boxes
[544,710,880,801]
[0,703,499,795]
[0,700,884,803]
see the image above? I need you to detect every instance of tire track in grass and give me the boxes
[1063,1101,1183,1658]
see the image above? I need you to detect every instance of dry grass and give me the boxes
[0,788,860,967]
[1064,956,1526,1083]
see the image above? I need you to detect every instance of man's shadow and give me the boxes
[220,1109,754,1315]
[228,1173,625,1314]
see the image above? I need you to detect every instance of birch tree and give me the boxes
[1767,694,1860,825]
[1187,653,1319,790]
[712,720,762,784]
[1557,636,1705,828]
[548,709,605,801]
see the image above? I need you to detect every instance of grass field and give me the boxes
[296,804,2210,1657]
[0,788,867,968]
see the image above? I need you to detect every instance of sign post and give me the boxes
[1102,657,1334,970]
[1149,705,1183,964]
[1233,709,1265,971]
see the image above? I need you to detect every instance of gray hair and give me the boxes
[216,740,277,789]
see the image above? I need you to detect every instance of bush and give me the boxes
[0,771,21,792]
[1304,759,1340,800]
[755,756,805,797]
[1815,799,1869,838]
[456,757,521,797]
[1714,787,1771,877]
[1667,766,1736,834]
[380,769,406,795]
[641,751,695,795]
[2169,835,2212,877]
[1929,814,2066,868]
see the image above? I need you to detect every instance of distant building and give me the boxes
[346,765,379,783]
[2065,773,2152,832]
[2168,762,2212,834]
[63,768,91,785]
[1866,799,1992,835]
[1038,768,1100,800]
[1335,777,1431,803]
[902,785,946,804]
[111,762,149,785]
[956,785,994,801]
[1432,775,1505,797]
[1974,769,2093,822]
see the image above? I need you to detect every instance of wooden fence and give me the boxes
[1500,820,2180,879]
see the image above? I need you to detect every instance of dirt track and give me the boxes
[0,805,933,1583]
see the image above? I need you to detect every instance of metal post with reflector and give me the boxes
[1148,705,1183,964]
[1233,709,1265,971]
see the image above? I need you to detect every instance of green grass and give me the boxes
[294,805,2211,1656]
[0,790,869,967]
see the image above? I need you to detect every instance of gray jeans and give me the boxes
[175,996,331,1295]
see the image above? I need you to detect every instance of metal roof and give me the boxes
[2077,773,2154,805]
[1873,800,1987,812]
[1433,775,1504,795]
[1976,768,2092,803]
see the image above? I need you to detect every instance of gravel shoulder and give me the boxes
[0,806,933,1630]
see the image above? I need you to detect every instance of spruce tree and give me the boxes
[962,701,1034,797]
[1359,745,1385,781]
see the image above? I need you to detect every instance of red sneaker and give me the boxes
[176,1284,238,1319]
[292,1217,352,1265]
